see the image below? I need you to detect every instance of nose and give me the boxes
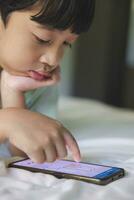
[39,48,61,71]
[43,64,57,73]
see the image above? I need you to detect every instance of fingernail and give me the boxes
[74,156,81,162]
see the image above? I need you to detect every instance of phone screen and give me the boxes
[12,159,121,178]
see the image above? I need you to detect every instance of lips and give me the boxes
[28,70,51,81]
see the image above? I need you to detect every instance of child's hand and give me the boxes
[1,68,60,92]
[1,108,81,163]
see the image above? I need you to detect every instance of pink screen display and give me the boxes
[14,159,112,177]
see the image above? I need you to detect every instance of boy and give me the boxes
[0,0,95,163]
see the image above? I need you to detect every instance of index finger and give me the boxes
[63,129,81,162]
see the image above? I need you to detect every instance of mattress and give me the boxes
[0,96,134,200]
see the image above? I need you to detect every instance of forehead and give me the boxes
[34,23,78,39]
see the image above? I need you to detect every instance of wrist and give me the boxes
[1,76,26,108]
[1,70,22,93]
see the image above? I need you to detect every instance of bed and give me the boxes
[0,96,134,200]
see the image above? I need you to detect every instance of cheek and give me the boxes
[0,36,40,72]
[60,47,69,62]
[57,47,66,62]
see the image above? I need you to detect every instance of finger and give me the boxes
[53,135,67,159]
[37,67,60,87]
[36,67,61,87]
[16,67,60,90]
[44,142,57,162]
[25,71,60,89]
[28,149,46,163]
[63,129,81,162]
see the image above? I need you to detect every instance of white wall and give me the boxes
[59,44,76,96]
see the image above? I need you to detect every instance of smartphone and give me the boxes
[8,158,125,185]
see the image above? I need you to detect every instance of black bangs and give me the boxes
[0,0,95,33]
[31,0,95,34]
[0,0,37,25]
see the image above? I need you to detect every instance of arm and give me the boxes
[0,70,59,156]
[1,71,26,108]
[0,70,81,163]
[1,71,27,156]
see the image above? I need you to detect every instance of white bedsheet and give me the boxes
[0,96,134,200]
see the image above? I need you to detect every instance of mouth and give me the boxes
[27,70,51,81]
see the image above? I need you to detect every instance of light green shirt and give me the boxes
[24,85,59,119]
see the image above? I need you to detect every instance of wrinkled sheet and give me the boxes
[0,97,134,200]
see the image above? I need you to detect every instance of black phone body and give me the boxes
[8,158,125,185]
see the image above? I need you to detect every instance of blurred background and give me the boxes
[59,0,134,109]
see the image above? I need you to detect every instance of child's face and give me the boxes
[0,7,78,78]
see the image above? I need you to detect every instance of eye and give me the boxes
[34,34,51,45]
[36,37,51,45]
[64,41,72,49]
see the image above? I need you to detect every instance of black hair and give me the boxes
[0,0,95,34]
